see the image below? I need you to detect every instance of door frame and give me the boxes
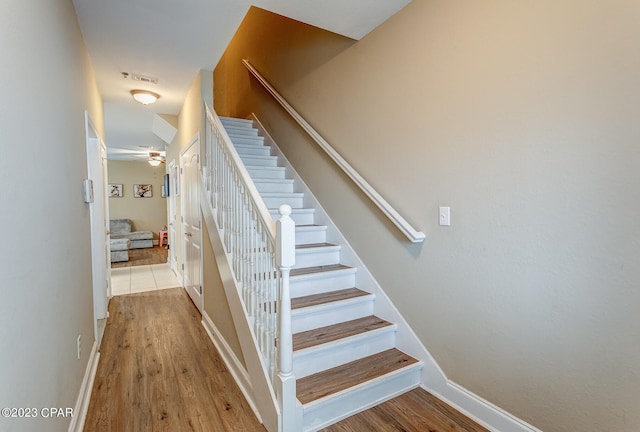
[168,159,179,275]
[180,134,203,312]
[84,111,110,343]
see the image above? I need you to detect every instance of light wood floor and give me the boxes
[111,246,168,268]
[84,288,265,432]
[320,388,489,432]
[85,288,488,432]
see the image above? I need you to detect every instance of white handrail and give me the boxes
[242,59,425,243]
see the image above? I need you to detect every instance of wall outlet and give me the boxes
[77,335,81,360]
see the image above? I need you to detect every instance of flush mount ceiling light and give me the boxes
[130,89,160,105]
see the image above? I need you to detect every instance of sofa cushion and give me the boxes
[110,219,132,235]
[119,230,153,241]
[111,250,129,262]
[129,239,154,249]
[110,238,130,251]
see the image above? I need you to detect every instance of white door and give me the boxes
[168,160,178,274]
[181,136,202,311]
[85,112,111,342]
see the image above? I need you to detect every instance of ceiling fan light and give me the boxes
[148,159,162,166]
[131,89,160,105]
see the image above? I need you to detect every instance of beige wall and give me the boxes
[202,218,246,366]
[215,3,640,432]
[168,70,245,363]
[108,160,168,238]
[0,0,104,430]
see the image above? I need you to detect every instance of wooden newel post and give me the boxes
[276,204,300,431]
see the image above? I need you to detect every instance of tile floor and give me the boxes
[111,263,181,296]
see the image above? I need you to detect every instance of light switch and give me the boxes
[439,206,451,226]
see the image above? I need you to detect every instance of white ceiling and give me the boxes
[72,0,410,160]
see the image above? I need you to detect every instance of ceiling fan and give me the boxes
[147,152,165,166]
[106,146,166,164]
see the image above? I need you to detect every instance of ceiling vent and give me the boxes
[132,73,158,85]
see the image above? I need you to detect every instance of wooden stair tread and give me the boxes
[295,242,335,249]
[290,264,352,277]
[296,348,418,405]
[291,287,369,310]
[293,315,391,351]
[290,264,351,277]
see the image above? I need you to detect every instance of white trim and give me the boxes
[242,59,425,243]
[201,312,262,424]
[180,134,203,312]
[68,341,100,432]
[427,381,543,432]
[84,110,110,343]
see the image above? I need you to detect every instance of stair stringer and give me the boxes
[200,173,280,432]
[251,114,448,391]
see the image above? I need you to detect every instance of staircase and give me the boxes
[219,116,423,431]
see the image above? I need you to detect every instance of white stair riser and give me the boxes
[254,181,294,194]
[235,145,271,156]
[301,364,422,432]
[223,125,258,136]
[290,270,356,297]
[270,209,315,225]
[239,155,279,167]
[262,194,304,208]
[247,167,286,179]
[294,247,341,269]
[229,135,265,146]
[292,298,374,333]
[219,118,254,129]
[295,227,327,245]
[293,328,396,378]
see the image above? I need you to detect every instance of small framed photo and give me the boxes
[109,184,123,197]
[133,184,152,198]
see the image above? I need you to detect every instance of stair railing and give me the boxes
[242,59,425,244]
[203,102,299,431]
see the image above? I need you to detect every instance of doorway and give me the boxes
[168,160,178,274]
[85,111,110,344]
[180,135,202,312]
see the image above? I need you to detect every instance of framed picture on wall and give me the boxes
[133,184,152,198]
[109,184,123,197]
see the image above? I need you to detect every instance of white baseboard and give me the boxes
[68,341,100,432]
[426,381,543,432]
[201,311,262,424]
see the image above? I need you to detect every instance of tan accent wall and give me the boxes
[215,4,640,432]
[107,160,168,237]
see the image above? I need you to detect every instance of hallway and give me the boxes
[84,288,265,431]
